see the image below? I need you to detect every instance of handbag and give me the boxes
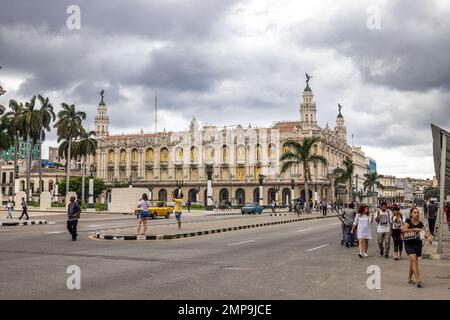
[402,230,419,241]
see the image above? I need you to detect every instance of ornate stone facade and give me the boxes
[92,81,352,205]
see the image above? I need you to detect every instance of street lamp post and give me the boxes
[128,175,133,188]
[113,177,118,188]
[147,185,153,201]
[273,185,280,204]
[206,165,213,212]
[258,174,264,206]
[175,179,184,198]
[290,178,295,208]
[88,164,95,210]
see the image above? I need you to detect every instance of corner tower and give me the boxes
[95,90,109,137]
[300,73,317,128]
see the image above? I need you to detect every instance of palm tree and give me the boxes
[21,96,43,202]
[73,129,97,203]
[5,99,25,195]
[54,103,86,196]
[280,136,327,213]
[363,171,384,207]
[37,95,55,195]
[0,116,13,195]
[333,157,355,203]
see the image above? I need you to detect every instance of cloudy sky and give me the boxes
[1,0,449,179]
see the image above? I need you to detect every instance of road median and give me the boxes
[94,213,339,240]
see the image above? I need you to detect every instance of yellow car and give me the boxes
[135,201,173,219]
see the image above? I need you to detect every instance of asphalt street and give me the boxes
[0,211,449,299]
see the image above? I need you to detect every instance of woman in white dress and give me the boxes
[351,204,373,258]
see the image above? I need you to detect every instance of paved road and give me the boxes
[0,211,448,299]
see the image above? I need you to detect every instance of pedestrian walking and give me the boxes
[271,200,276,213]
[342,203,356,247]
[136,193,150,236]
[18,197,29,220]
[427,201,438,238]
[186,200,191,213]
[173,191,183,229]
[322,201,328,216]
[351,204,373,258]
[445,202,450,232]
[391,205,405,261]
[6,200,14,219]
[375,202,392,258]
[402,207,430,288]
[67,196,81,241]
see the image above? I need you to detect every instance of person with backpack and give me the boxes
[136,193,150,236]
[375,202,392,258]
[391,205,405,260]
[18,197,29,220]
[427,201,438,237]
[67,196,81,241]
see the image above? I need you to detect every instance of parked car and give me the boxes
[135,201,173,219]
[241,203,263,214]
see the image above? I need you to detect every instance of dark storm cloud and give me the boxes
[296,0,450,92]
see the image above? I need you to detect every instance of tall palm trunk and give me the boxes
[0,148,3,199]
[348,180,353,204]
[81,156,85,204]
[304,164,310,213]
[66,139,71,197]
[39,129,43,196]
[26,134,31,202]
[13,132,19,195]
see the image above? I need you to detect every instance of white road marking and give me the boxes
[45,231,65,234]
[227,240,255,246]
[296,228,313,233]
[306,244,329,252]
[331,222,341,226]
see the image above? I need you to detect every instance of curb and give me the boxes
[1,220,48,227]
[269,213,288,216]
[205,212,242,216]
[94,214,338,240]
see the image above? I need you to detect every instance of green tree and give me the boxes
[54,103,86,196]
[424,187,440,200]
[37,95,55,195]
[333,157,355,203]
[363,172,384,206]
[57,177,105,200]
[280,137,327,212]
[5,99,25,194]
[21,95,43,202]
[73,129,97,203]
[0,116,14,194]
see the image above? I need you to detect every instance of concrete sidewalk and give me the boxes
[95,212,339,240]
[423,221,450,260]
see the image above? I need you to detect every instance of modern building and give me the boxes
[352,146,370,202]
[368,158,377,173]
[90,79,355,205]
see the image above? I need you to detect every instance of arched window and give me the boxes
[190,146,197,162]
[119,149,126,163]
[237,166,245,181]
[268,144,275,159]
[158,189,167,202]
[255,144,262,161]
[176,148,183,161]
[108,150,115,163]
[222,145,228,162]
[282,145,291,155]
[305,114,309,122]
[237,146,245,161]
[131,149,138,164]
[146,148,154,162]
[235,188,245,205]
[160,148,169,162]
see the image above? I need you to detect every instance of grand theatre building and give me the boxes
[92,81,352,206]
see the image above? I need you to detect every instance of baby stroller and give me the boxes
[339,216,357,247]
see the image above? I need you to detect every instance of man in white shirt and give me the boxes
[376,202,392,258]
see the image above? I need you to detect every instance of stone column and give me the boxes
[206,165,213,211]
